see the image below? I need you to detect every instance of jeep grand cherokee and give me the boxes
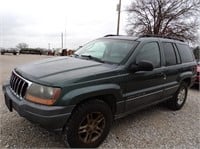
[2,35,196,148]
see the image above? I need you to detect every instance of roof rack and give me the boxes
[104,34,119,37]
[139,34,184,42]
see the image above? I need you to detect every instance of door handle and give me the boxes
[162,73,167,80]
[160,73,167,80]
[163,74,167,80]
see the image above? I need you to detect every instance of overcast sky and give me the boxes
[0,0,131,49]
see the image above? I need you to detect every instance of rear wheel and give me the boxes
[167,82,188,110]
[63,100,112,148]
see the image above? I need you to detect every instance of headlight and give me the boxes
[25,83,61,105]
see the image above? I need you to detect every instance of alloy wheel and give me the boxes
[78,112,105,144]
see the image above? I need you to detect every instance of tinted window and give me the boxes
[136,42,160,68]
[176,44,194,63]
[173,43,181,64]
[163,42,177,66]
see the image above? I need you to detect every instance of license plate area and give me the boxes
[5,94,13,112]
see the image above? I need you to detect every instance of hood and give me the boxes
[16,57,117,86]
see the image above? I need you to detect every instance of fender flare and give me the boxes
[178,71,193,85]
[60,84,123,106]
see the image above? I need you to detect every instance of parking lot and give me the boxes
[0,54,199,148]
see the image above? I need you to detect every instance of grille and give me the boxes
[10,71,29,98]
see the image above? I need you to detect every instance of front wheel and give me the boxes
[63,100,113,148]
[167,82,188,110]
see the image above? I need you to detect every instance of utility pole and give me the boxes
[64,29,67,49]
[48,43,50,50]
[117,0,121,35]
[61,32,63,49]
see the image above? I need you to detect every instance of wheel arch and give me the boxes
[181,78,191,87]
[178,71,193,87]
[75,94,117,115]
[60,84,123,114]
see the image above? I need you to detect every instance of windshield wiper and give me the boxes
[72,53,79,58]
[81,54,104,63]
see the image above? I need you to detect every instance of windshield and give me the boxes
[75,39,138,64]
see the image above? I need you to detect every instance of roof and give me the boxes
[103,34,137,40]
[103,34,185,44]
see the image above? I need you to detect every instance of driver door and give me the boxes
[125,42,166,112]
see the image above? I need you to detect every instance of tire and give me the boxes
[63,100,113,148]
[195,84,200,90]
[167,82,188,110]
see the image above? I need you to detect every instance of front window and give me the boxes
[135,42,161,68]
[75,39,138,64]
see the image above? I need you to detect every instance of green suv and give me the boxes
[3,35,196,147]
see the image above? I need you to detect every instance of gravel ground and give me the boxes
[0,54,200,148]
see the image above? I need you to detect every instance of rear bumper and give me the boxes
[194,75,200,84]
[2,82,74,129]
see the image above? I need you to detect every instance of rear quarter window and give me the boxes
[176,43,194,63]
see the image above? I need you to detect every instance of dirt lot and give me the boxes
[0,54,200,148]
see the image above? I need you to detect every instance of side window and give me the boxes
[163,42,177,66]
[176,43,194,63]
[136,42,161,68]
[173,43,181,64]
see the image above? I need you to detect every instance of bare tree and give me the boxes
[16,43,29,49]
[126,0,200,42]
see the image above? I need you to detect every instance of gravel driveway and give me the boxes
[0,55,200,148]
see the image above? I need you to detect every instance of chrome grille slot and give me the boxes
[13,77,19,91]
[11,74,16,89]
[16,79,22,95]
[10,71,29,98]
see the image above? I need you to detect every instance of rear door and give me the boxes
[161,42,181,98]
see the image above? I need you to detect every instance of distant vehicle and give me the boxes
[61,49,75,56]
[47,50,55,56]
[1,48,18,55]
[19,49,42,55]
[194,61,200,88]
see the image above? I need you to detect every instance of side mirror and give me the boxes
[129,60,154,72]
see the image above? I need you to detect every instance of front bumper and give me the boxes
[2,82,74,129]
